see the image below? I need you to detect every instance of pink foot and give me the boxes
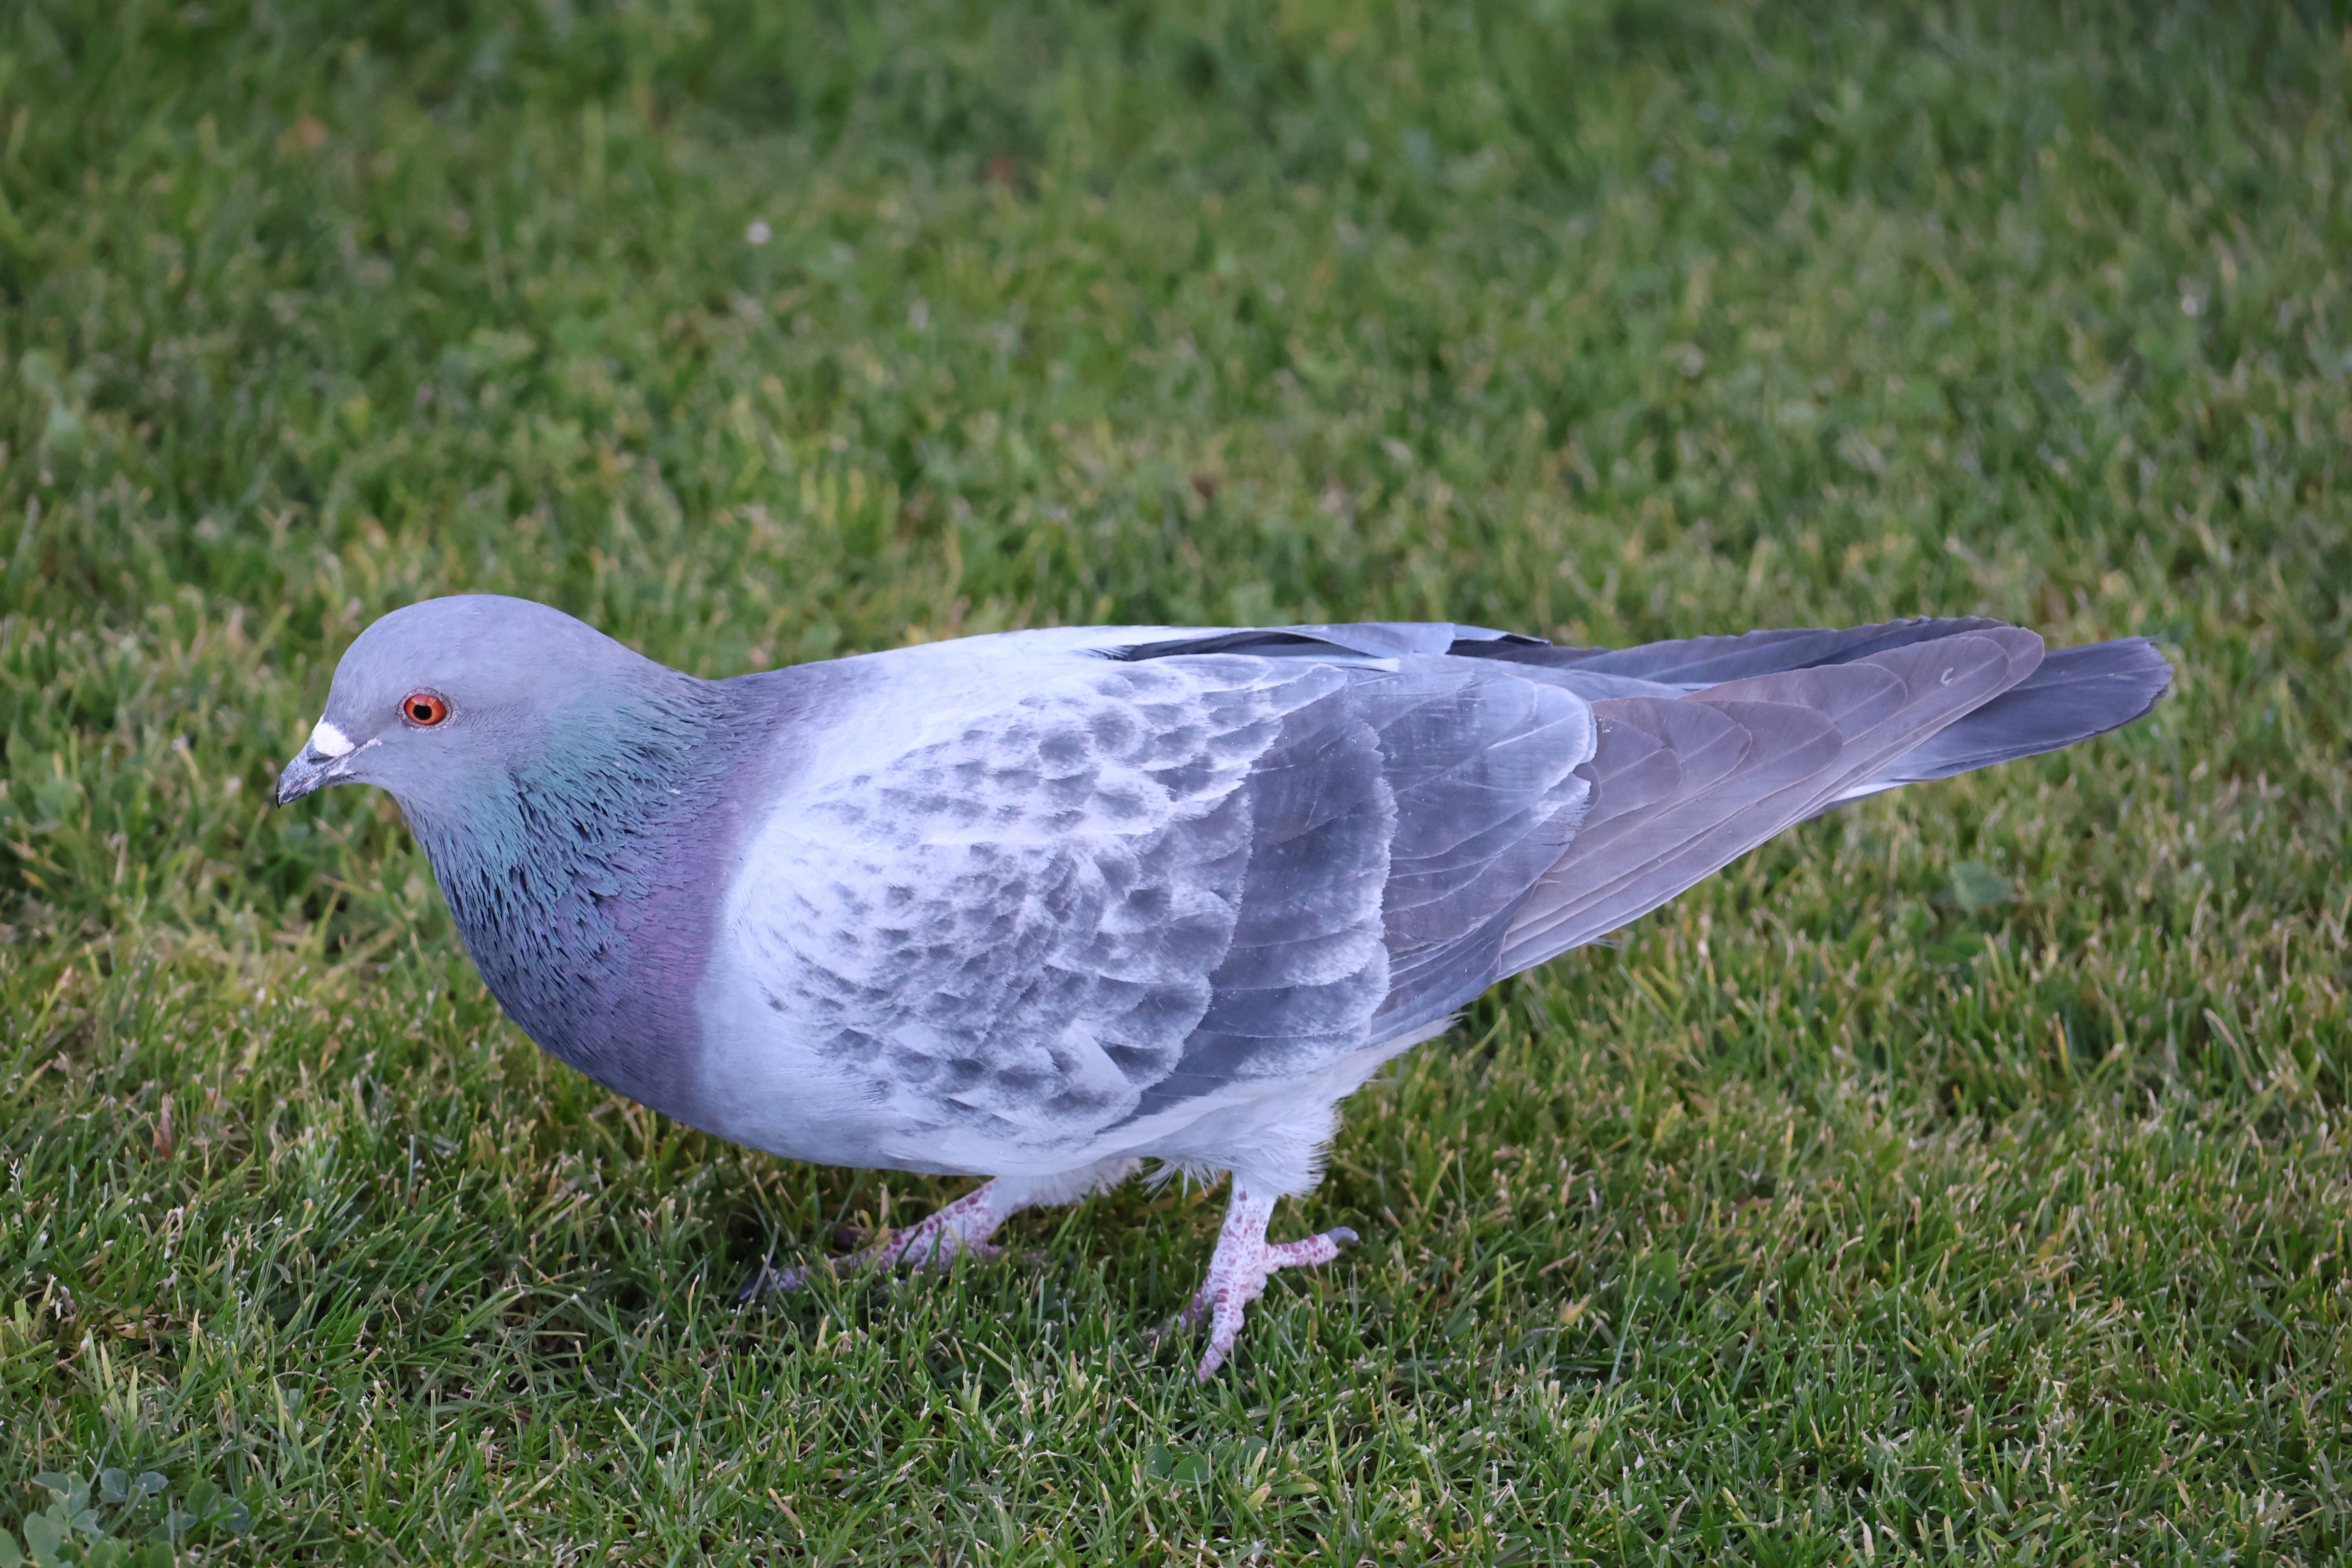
[740,1181,1014,1298]
[1176,1180,1358,1380]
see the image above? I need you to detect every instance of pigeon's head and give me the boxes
[275,595,685,814]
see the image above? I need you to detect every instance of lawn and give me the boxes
[2,0,2348,1561]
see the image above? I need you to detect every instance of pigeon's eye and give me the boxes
[401,691,451,728]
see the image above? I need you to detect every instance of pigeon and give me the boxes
[276,597,2170,1377]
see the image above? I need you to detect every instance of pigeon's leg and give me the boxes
[864,1179,1021,1272]
[1176,1178,1358,1381]
[742,1158,1136,1298]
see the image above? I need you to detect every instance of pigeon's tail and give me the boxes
[1807,636,2172,811]
[1492,621,2171,975]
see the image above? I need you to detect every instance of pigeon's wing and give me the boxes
[729,650,1594,1162]
[1496,627,2044,971]
[1118,652,1594,1124]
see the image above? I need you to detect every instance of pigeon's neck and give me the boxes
[407,670,754,1118]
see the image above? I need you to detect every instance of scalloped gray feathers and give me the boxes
[723,651,1596,1160]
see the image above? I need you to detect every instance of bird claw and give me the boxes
[1163,1188,1359,1380]
[739,1182,1021,1303]
[743,1174,1360,1384]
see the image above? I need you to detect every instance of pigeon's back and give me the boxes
[689,617,2169,1180]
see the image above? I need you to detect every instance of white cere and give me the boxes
[308,719,356,758]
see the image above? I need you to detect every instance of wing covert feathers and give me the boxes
[735,652,1595,1152]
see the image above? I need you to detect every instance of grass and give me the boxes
[2,0,2348,1560]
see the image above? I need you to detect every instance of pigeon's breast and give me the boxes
[424,664,860,1137]
[432,793,750,1129]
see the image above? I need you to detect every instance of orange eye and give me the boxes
[401,691,451,727]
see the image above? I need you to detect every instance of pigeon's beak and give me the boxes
[274,747,336,806]
[275,720,358,806]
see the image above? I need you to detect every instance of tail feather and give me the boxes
[1816,637,2172,810]
[1496,626,2170,976]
